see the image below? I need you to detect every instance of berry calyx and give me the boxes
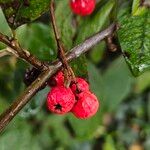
[48,71,64,87]
[47,86,75,114]
[71,91,99,119]
[70,0,96,16]
[70,78,89,94]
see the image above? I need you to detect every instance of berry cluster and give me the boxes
[70,0,96,16]
[47,71,99,119]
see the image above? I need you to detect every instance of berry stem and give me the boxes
[50,0,76,86]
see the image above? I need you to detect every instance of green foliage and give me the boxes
[16,23,57,61]
[0,118,41,150]
[118,10,150,76]
[103,135,116,150]
[0,0,50,29]
[0,0,150,149]
[134,71,150,93]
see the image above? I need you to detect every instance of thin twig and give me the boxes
[0,49,9,57]
[0,47,19,57]
[0,32,48,70]
[6,47,19,57]
[50,0,75,85]
[0,23,116,133]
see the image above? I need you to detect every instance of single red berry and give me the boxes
[71,91,99,119]
[70,78,89,94]
[70,0,96,16]
[47,86,75,114]
[48,71,64,87]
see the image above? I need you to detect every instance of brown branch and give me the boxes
[0,32,48,70]
[0,23,116,133]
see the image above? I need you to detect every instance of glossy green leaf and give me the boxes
[118,10,150,76]
[0,0,50,29]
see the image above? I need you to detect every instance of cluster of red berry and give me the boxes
[47,71,99,119]
[70,0,96,16]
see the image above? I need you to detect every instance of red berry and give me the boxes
[70,78,89,94]
[48,71,64,87]
[47,86,75,114]
[71,91,99,119]
[70,0,96,16]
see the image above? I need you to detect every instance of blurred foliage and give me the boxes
[0,0,150,150]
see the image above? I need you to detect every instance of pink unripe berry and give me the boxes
[70,78,89,94]
[48,71,64,87]
[47,86,75,114]
[70,0,96,16]
[71,91,99,119]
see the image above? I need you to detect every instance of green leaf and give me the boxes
[134,71,150,93]
[71,56,88,78]
[132,0,147,16]
[103,135,116,150]
[0,8,11,49]
[102,56,133,112]
[68,113,101,140]
[0,8,10,35]
[55,0,75,50]
[117,10,150,76]
[89,56,133,113]
[1,0,50,29]
[16,23,57,61]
